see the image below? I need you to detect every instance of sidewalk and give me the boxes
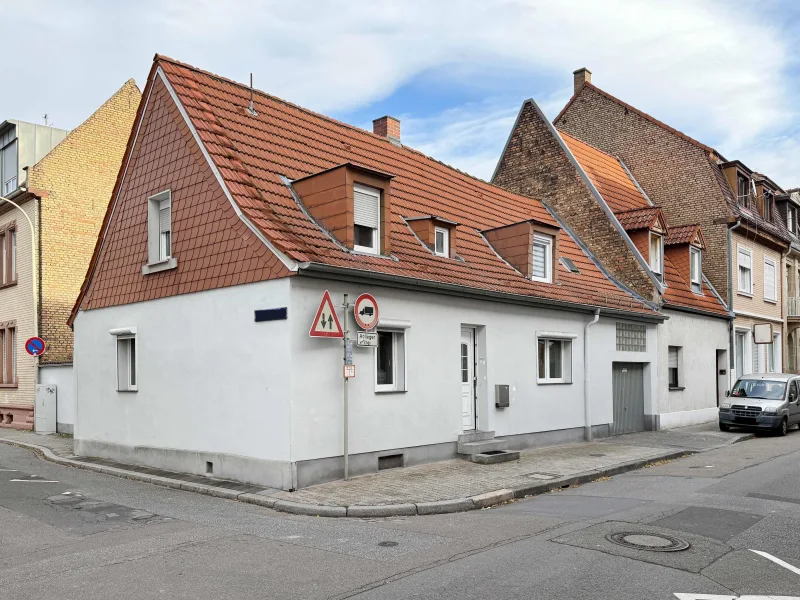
[0,423,752,518]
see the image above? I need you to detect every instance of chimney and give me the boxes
[573,67,592,94]
[373,116,401,145]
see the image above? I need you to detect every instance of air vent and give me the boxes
[560,257,580,274]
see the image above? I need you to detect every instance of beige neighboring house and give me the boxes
[0,80,140,431]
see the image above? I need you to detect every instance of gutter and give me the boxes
[296,262,666,323]
[727,220,742,384]
[584,309,600,441]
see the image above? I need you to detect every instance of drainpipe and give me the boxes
[584,309,600,441]
[727,220,741,387]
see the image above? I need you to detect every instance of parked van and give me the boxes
[720,373,800,436]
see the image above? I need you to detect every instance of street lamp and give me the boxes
[0,194,39,384]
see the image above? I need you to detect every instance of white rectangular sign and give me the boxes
[357,331,378,347]
[753,323,773,344]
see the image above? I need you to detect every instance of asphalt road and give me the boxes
[1,430,799,600]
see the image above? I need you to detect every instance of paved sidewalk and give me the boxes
[0,423,752,518]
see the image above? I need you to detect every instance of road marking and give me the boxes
[675,594,800,599]
[749,549,800,577]
[9,479,59,483]
[0,468,18,471]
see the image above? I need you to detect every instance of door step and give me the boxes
[458,430,495,444]
[457,439,508,455]
[469,450,521,465]
[456,430,519,464]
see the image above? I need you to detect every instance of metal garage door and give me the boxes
[612,362,645,435]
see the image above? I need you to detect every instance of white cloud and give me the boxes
[1,0,797,183]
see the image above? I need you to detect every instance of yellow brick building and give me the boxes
[0,80,140,431]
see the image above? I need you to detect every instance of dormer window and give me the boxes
[354,183,381,254]
[434,226,449,257]
[690,247,702,294]
[737,174,750,208]
[789,206,797,235]
[532,233,553,283]
[763,189,773,221]
[649,232,663,277]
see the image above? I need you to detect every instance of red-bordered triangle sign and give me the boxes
[309,290,344,338]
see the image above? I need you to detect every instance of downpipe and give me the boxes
[584,309,600,441]
[727,220,741,389]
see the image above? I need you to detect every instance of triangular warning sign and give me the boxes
[309,290,344,338]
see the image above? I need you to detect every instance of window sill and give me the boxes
[0,280,18,290]
[0,383,18,389]
[375,389,407,394]
[537,381,573,385]
[117,389,137,393]
[668,386,685,392]
[764,298,777,305]
[142,257,177,275]
[737,291,754,298]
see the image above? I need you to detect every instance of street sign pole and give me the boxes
[342,293,349,481]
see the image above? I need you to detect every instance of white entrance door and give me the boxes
[461,327,476,431]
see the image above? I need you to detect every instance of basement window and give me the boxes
[434,226,449,257]
[354,183,380,254]
[532,233,553,283]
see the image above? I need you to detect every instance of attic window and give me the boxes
[434,226,449,257]
[763,189,773,221]
[690,247,702,294]
[737,174,750,208]
[789,206,797,235]
[532,234,553,283]
[354,183,381,254]
[143,190,178,274]
[649,232,663,278]
[560,257,580,274]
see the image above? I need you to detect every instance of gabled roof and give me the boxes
[616,207,666,233]
[71,56,660,321]
[666,224,705,248]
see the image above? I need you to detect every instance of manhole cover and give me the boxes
[378,541,398,547]
[606,532,690,552]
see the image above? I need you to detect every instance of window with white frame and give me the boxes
[375,329,406,392]
[668,346,681,389]
[146,190,173,267]
[737,246,753,294]
[116,335,137,392]
[788,206,797,235]
[537,337,572,384]
[764,257,777,302]
[354,183,381,254]
[690,247,702,294]
[434,226,449,257]
[531,233,553,283]
[649,232,663,276]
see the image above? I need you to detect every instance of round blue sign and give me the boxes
[25,337,46,356]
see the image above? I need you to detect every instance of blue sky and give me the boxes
[3,0,799,185]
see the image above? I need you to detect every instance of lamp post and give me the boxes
[0,194,39,385]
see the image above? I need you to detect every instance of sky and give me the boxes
[2,0,799,186]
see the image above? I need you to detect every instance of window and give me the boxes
[375,329,406,392]
[763,190,773,221]
[158,198,171,260]
[354,183,380,254]
[434,226,449,257]
[0,322,16,387]
[737,246,753,294]
[735,331,745,380]
[144,190,177,273]
[789,206,797,235]
[116,335,137,392]
[537,337,572,383]
[649,232,663,276]
[1,224,16,286]
[1,139,17,196]
[764,257,777,302]
[532,233,553,282]
[690,247,702,294]
[668,346,681,389]
[737,174,750,207]
[616,322,647,352]
[560,257,580,274]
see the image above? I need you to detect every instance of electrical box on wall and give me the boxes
[495,384,510,408]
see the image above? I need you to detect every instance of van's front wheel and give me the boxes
[776,418,788,437]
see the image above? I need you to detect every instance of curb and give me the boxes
[0,435,745,519]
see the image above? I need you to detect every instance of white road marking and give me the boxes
[9,479,59,483]
[749,549,800,577]
[0,468,19,471]
[674,594,800,599]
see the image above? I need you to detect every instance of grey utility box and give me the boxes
[35,384,57,434]
[495,384,510,408]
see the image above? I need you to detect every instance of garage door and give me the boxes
[612,362,645,435]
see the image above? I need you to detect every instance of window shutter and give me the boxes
[738,249,751,270]
[765,261,775,300]
[354,185,380,229]
[159,200,171,234]
[668,347,678,368]
[532,242,546,278]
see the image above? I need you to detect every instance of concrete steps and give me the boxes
[457,430,519,464]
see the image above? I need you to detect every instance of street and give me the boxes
[1,432,799,600]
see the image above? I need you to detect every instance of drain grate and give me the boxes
[378,541,398,547]
[606,532,690,552]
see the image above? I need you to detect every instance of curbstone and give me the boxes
[347,503,417,518]
[273,500,347,518]
[471,488,514,509]
[416,498,475,515]
[239,493,278,509]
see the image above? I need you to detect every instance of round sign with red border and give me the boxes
[25,337,46,356]
[354,293,379,330]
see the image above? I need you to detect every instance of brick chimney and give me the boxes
[573,67,592,94]
[373,116,401,144]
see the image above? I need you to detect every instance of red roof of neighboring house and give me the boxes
[666,224,704,247]
[71,56,660,322]
[557,128,728,317]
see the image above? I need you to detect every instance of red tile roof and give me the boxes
[616,207,663,232]
[662,254,728,317]
[666,224,703,247]
[72,56,661,321]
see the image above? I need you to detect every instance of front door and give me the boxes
[611,362,645,435]
[461,327,476,431]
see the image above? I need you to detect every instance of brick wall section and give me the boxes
[0,200,37,418]
[492,101,655,300]
[79,77,291,313]
[28,80,141,365]
[483,221,533,276]
[555,86,733,302]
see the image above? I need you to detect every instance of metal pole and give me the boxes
[343,293,349,480]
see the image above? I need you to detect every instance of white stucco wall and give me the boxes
[39,364,74,433]
[73,278,292,462]
[657,309,729,428]
[288,277,661,462]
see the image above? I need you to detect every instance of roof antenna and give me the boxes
[247,73,258,116]
[43,113,49,126]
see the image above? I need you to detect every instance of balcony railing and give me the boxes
[789,297,800,317]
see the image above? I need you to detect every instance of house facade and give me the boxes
[551,68,791,388]
[777,189,800,373]
[492,92,731,429]
[70,56,672,490]
[0,81,140,431]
